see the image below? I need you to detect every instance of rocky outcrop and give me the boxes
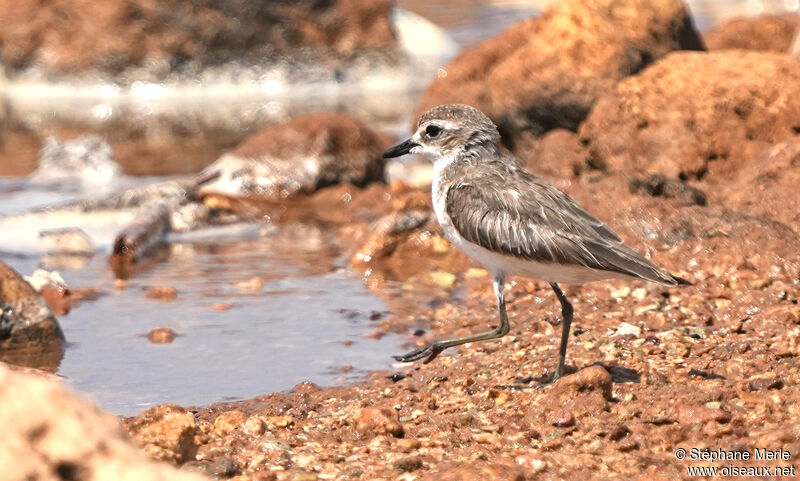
[414,0,704,152]
[714,136,800,231]
[0,0,397,81]
[0,362,207,481]
[198,112,390,201]
[578,50,800,180]
[0,261,64,370]
[704,14,800,52]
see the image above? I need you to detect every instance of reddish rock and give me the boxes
[393,455,423,472]
[579,50,800,180]
[715,137,800,231]
[0,261,65,370]
[608,424,631,441]
[356,407,404,438]
[125,404,205,464]
[0,0,396,78]
[747,377,784,391]
[415,0,703,152]
[0,363,206,481]
[704,15,800,52]
[213,410,248,437]
[677,405,732,425]
[243,415,266,436]
[147,328,177,344]
[549,410,576,428]
[553,365,614,400]
[544,365,613,418]
[198,113,390,202]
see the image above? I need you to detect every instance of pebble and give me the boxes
[428,270,456,288]
[393,455,423,472]
[264,416,294,429]
[608,424,630,441]
[634,303,659,316]
[616,322,641,337]
[147,328,177,344]
[209,457,240,478]
[395,438,421,452]
[290,470,318,481]
[550,410,576,427]
[611,286,630,298]
[356,407,404,438]
[234,276,263,292]
[244,416,266,436]
[552,365,613,401]
[678,406,732,425]
[214,410,248,436]
[144,286,178,301]
[748,377,784,391]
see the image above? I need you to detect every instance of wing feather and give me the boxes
[444,167,676,286]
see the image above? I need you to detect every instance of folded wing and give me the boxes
[445,171,678,286]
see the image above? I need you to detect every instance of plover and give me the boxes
[383,104,688,381]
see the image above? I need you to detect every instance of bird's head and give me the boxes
[382,104,501,162]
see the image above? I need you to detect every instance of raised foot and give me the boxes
[393,342,445,363]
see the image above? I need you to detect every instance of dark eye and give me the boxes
[425,124,442,138]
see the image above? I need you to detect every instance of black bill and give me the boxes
[382,139,419,158]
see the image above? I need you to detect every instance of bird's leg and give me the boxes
[550,282,574,382]
[394,275,510,363]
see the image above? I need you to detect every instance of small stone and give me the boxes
[264,416,294,429]
[634,304,659,316]
[549,410,576,427]
[208,457,240,478]
[608,424,630,441]
[289,469,318,481]
[617,439,639,452]
[356,407,404,438]
[546,365,613,418]
[126,404,202,463]
[393,455,423,472]
[147,328,177,344]
[234,277,263,292]
[144,286,177,301]
[214,410,248,436]
[678,406,732,425]
[465,268,488,278]
[212,302,233,311]
[611,286,630,298]
[395,438,421,452]
[748,377,784,391]
[515,454,548,473]
[428,270,456,288]
[244,416,266,436]
[615,322,641,337]
[552,365,613,401]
